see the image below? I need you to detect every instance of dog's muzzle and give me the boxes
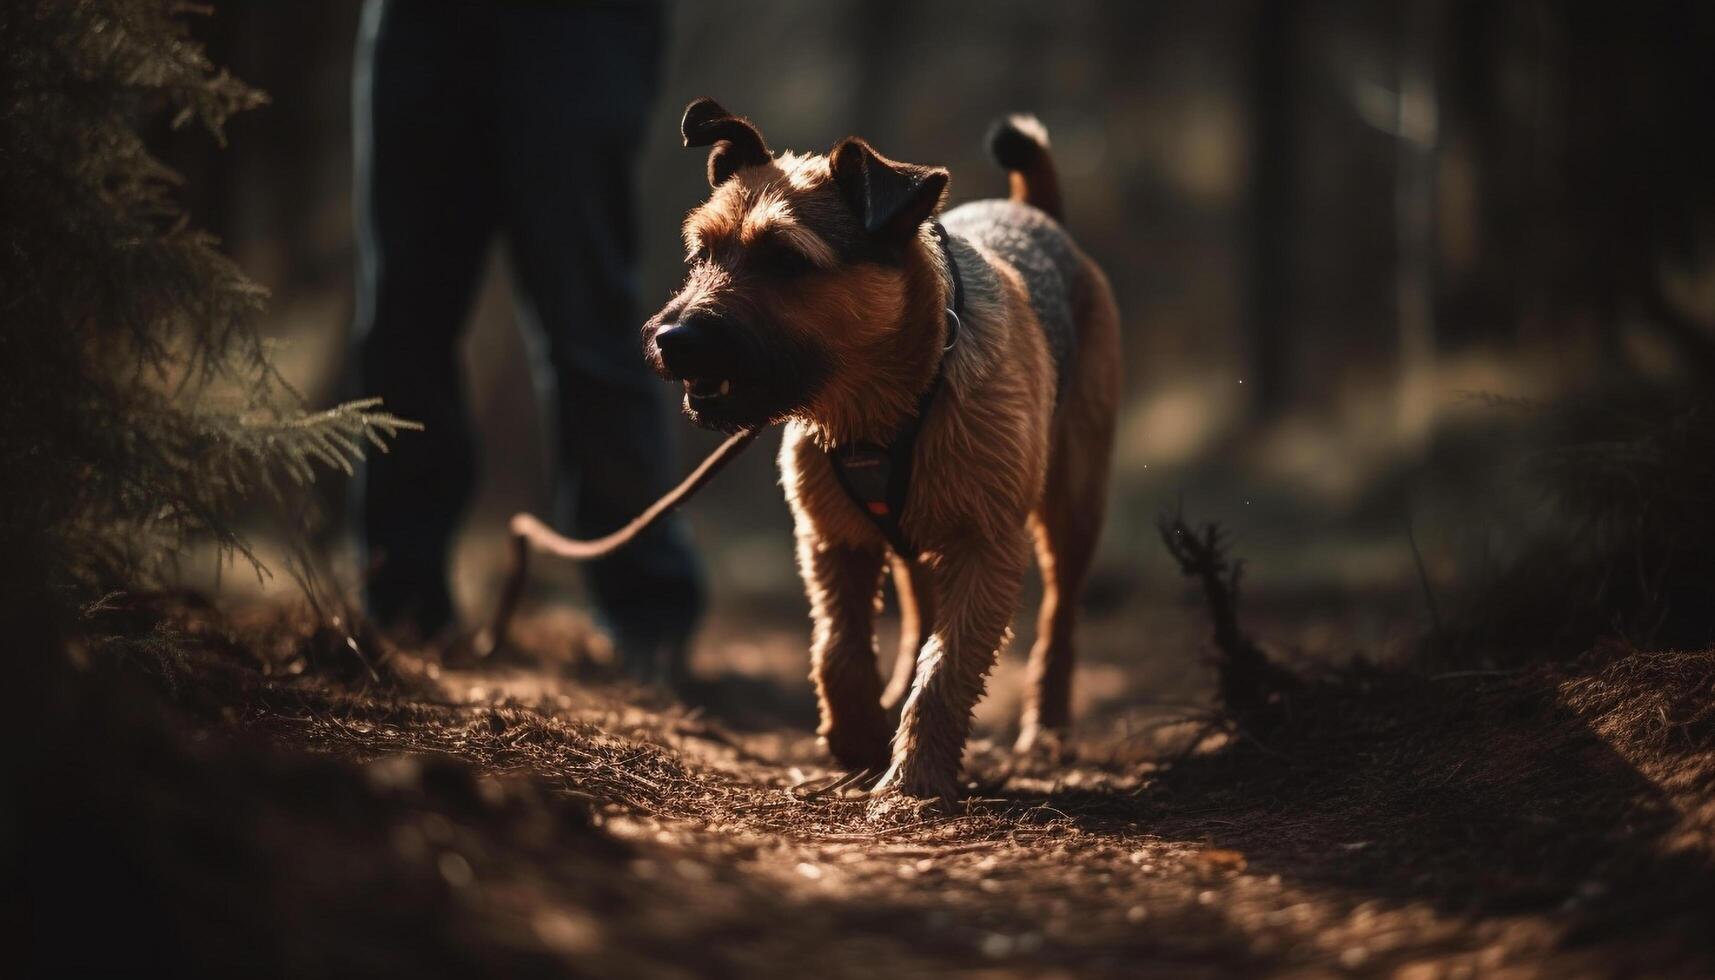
[649,312,756,422]
[646,309,828,431]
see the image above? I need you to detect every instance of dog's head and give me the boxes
[643,98,950,432]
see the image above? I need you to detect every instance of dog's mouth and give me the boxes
[683,377,737,407]
[681,376,759,430]
[649,325,831,432]
[677,374,800,433]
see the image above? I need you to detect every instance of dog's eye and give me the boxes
[751,240,816,279]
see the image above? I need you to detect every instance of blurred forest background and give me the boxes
[158,0,1715,666]
[10,4,1715,972]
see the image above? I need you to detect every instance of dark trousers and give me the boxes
[352,0,702,658]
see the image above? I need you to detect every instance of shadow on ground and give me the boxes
[978,653,1715,974]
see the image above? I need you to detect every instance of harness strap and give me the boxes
[826,221,963,558]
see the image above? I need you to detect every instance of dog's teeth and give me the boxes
[718,380,731,396]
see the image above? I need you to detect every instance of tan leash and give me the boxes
[478,427,760,656]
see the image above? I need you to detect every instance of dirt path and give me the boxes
[27,605,1715,978]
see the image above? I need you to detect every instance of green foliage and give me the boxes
[0,1,413,606]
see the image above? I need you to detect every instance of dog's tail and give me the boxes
[986,114,1063,222]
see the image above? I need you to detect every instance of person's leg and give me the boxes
[353,0,496,636]
[492,2,703,682]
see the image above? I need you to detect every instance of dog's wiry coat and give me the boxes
[646,101,1120,803]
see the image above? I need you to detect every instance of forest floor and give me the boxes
[24,594,1715,979]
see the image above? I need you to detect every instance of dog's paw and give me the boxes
[1013,723,1070,760]
[866,761,959,820]
[863,786,946,824]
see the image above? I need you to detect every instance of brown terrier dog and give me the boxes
[644,99,1120,803]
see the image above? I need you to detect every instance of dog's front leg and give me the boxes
[798,533,892,772]
[873,531,1030,802]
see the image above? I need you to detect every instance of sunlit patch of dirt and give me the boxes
[19,600,1715,978]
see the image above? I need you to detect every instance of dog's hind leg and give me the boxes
[799,535,893,772]
[880,556,934,713]
[1017,275,1121,753]
[1016,460,1104,753]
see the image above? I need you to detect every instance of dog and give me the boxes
[643,98,1121,802]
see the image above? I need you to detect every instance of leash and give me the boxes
[479,427,758,656]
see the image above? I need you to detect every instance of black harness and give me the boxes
[825,221,964,558]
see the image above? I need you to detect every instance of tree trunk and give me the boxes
[1395,0,1443,442]
[1243,0,1296,421]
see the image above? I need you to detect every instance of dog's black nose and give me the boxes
[654,313,727,379]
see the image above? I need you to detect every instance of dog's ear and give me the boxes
[829,137,949,243]
[682,97,771,187]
